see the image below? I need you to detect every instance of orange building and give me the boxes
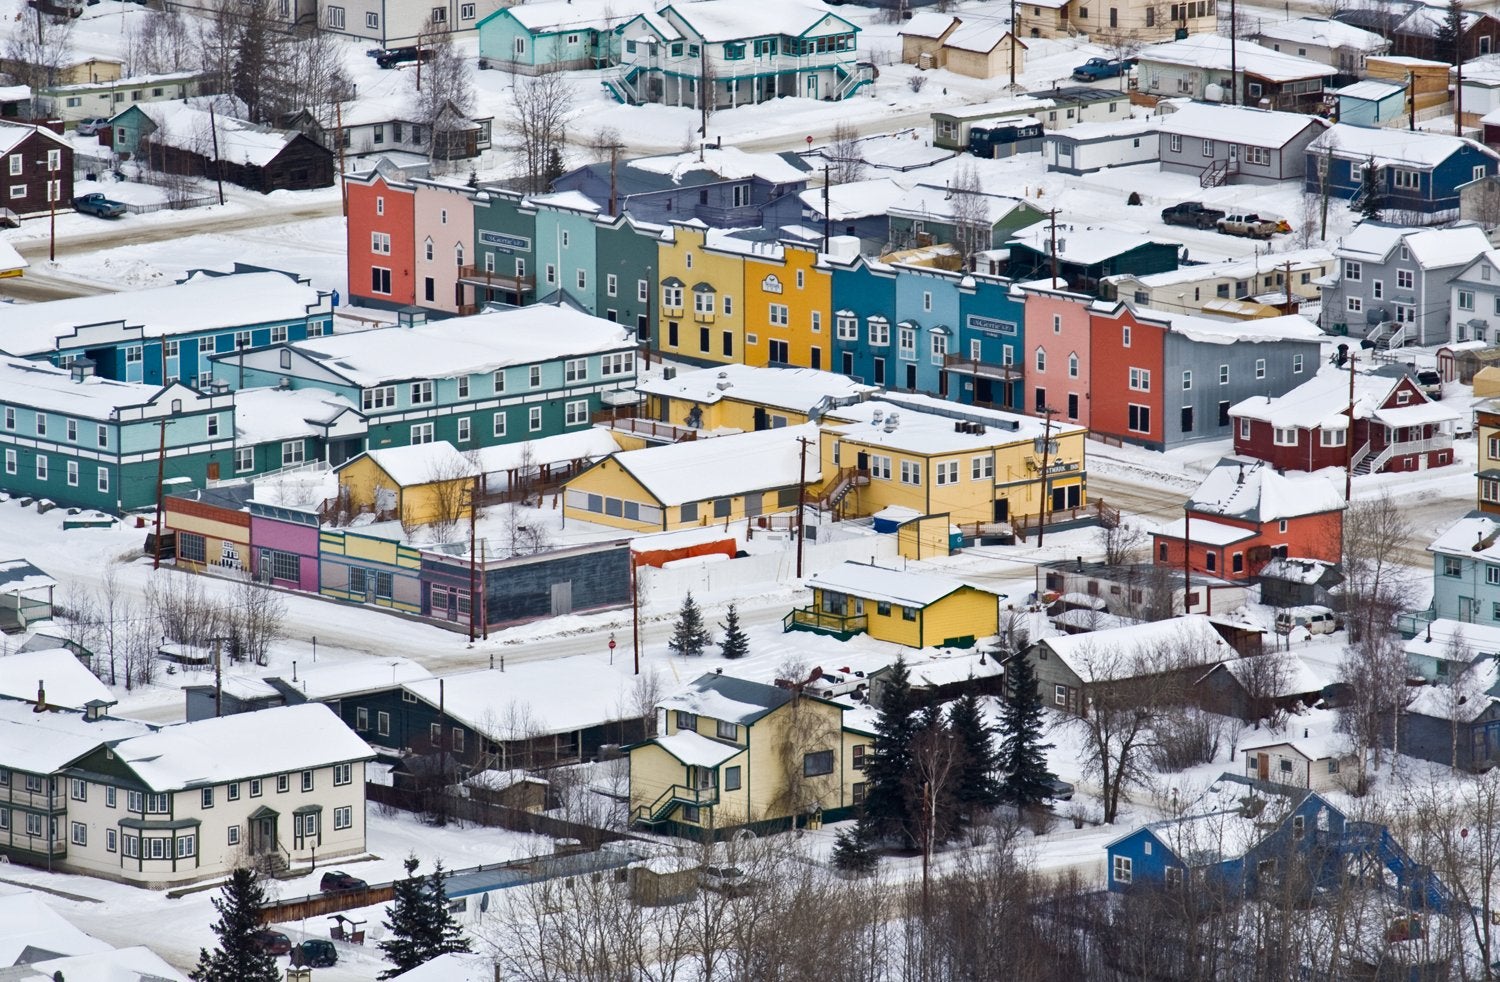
[1152,458,1345,582]
[346,170,417,310]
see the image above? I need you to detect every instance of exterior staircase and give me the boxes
[811,466,869,514]
[1200,158,1236,188]
[1340,822,1453,913]
[833,62,876,100]
[631,784,719,827]
[1364,320,1406,350]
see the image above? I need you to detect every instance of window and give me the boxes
[371,267,391,295]
[410,422,434,445]
[1218,365,1229,385]
[1127,404,1151,433]
[71,822,87,846]
[362,385,396,411]
[529,406,543,431]
[1113,855,1133,883]
[70,778,87,801]
[935,461,959,485]
[869,319,890,346]
[564,358,588,383]
[530,366,542,387]
[227,825,240,846]
[378,711,390,736]
[371,231,391,254]
[334,805,353,830]
[65,460,77,487]
[972,456,993,480]
[201,787,214,809]
[1255,358,1266,380]
[2,450,10,476]
[35,455,46,481]
[365,10,378,26]
[722,766,742,791]
[326,4,344,27]
[1293,353,1304,374]
[565,400,588,426]
[869,455,892,480]
[1169,134,1182,153]
[803,750,834,776]
[676,711,698,732]
[1461,290,1476,311]
[1319,428,1345,447]
[769,304,789,326]
[250,778,263,797]
[493,412,508,438]
[1273,426,1297,446]
[281,441,305,467]
[410,380,434,405]
[147,793,169,813]
[1128,368,1150,391]
[1035,347,1047,372]
[1393,168,1419,190]
[301,770,314,792]
[1397,269,1414,290]
[178,834,196,858]
[716,719,738,741]
[1244,145,1270,166]
[1068,353,1079,377]
[900,460,922,485]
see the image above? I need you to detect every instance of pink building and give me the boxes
[247,501,320,593]
[412,179,479,316]
[1020,285,1093,427]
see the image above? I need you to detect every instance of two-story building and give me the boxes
[1005,222,1180,295]
[215,306,637,452]
[0,121,73,220]
[475,0,639,74]
[1320,221,1493,347]
[1480,399,1500,514]
[627,364,875,440]
[1447,250,1500,344]
[1306,125,1500,226]
[627,673,870,835]
[1134,34,1337,111]
[1428,512,1500,624]
[1250,17,1390,74]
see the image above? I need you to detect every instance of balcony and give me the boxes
[943,353,1019,382]
[590,411,699,445]
[784,606,868,640]
[2,788,65,812]
[456,266,536,297]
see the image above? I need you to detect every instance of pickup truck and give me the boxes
[374,46,436,69]
[1160,201,1225,229]
[1072,57,1130,81]
[1216,212,1279,239]
[72,193,126,218]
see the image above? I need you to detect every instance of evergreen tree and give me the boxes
[863,656,921,846]
[1357,156,1384,220]
[718,603,749,659]
[998,652,1055,810]
[190,868,280,982]
[379,857,471,979]
[831,822,878,875]
[948,690,1003,822]
[668,591,711,657]
[1435,0,1464,61]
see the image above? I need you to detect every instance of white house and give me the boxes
[1448,250,1500,343]
[60,704,374,888]
[1251,17,1391,74]
[1043,116,1160,175]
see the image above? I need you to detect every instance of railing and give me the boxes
[1349,440,1372,474]
[783,606,868,635]
[631,783,720,826]
[811,465,868,512]
[1361,434,1451,474]
[942,353,1018,381]
[124,194,219,215]
[456,266,536,296]
[591,414,698,443]
[1200,158,1235,188]
[834,62,875,100]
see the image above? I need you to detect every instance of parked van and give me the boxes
[1275,605,1341,636]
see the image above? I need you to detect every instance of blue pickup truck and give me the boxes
[1072,57,1132,82]
[72,193,127,219]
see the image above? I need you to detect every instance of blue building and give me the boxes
[1306,123,1500,221]
[1105,773,1449,911]
[951,273,1024,410]
[828,253,898,388]
[0,267,332,387]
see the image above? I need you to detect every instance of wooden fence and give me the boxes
[124,194,219,215]
[366,783,633,849]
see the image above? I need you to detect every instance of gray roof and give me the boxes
[659,673,794,725]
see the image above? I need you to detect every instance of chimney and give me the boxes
[1237,464,1245,485]
[1076,555,1084,572]
[34,680,45,713]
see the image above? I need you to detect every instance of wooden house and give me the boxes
[789,561,1000,648]
[898,12,959,68]
[163,484,254,576]
[1242,726,1356,792]
[0,122,73,220]
[107,104,334,193]
[333,442,478,530]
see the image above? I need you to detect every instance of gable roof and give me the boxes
[0,120,70,156]
[1309,123,1500,167]
[1429,511,1500,561]
[1033,614,1236,683]
[601,423,820,506]
[0,699,152,775]
[1138,33,1337,81]
[400,656,641,735]
[0,649,111,711]
[127,103,305,167]
[1188,457,1346,522]
[806,561,993,608]
[659,673,801,725]
[1117,774,1326,867]
[899,11,958,38]
[663,0,854,43]
[347,441,478,487]
[943,21,1017,54]
[1230,368,1458,429]
[1254,16,1390,51]
[1158,103,1327,148]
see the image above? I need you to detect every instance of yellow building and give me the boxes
[1478,398,1500,515]
[657,224,747,366]
[162,485,253,574]
[632,364,876,435]
[318,527,423,614]
[562,424,815,532]
[743,241,833,371]
[334,442,478,530]
[627,673,875,834]
[815,397,1087,526]
[788,560,1000,648]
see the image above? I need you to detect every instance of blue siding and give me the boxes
[1304,144,1498,213]
[953,276,1024,410]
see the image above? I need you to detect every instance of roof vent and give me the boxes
[883,413,899,432]
[870,408,884,426]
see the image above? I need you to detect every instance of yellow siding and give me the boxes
[841,727,873,808]
[343,533,401,566]
[657,227,746,365]
[336,457,470,529]
[561,458,665,532]
[920,587,999,647]
[744,245,832,371]
[646,394,810,432]
[864,599,924,647]
[897,514,952,560]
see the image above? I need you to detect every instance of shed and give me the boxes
[1453,345,1500,383]
[1331,79,1407,127]
[1241,723,1355,791]
[0,559,56,634]
[629,856,699,906]
[1478,365,1500,396]
[1257,557,1344,608]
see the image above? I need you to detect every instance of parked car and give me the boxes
[290,940,338,968]
[700,864,757,896]
[1161,201,1225,229]
[1455,412,1476,439]
[375,46,435,69]
[319,870,368,893]
[1043,775,1074,802]
[1216,213,1279,239]
[1416,369,1443,400]
[248,929,291,956]
[1275,605,1341,636]
[72,193,127,218]
[74,117,109,136]
[1072,57,1130,81]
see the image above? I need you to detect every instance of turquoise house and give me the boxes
[214,306,638,452]
[477,1,667,73]
[1332,80,1407,128]
[529,191,603,312]
[0,356,236,513]
[471,187,538,308]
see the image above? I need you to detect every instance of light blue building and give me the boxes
[1332,80,1407,128]
[1426,511,1500,625]
[891,263,963,397]
[952,274,1024,410]
[0,268,332,388]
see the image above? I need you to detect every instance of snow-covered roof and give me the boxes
[352,441,478,487]
[806,561,992,608]
[0,357,189,421]
[286,306,635,385]
[906,650,1003,687]
[1255,17,1390,51]
[1309,123,1500,168]
[0,84,30,103]
[527,189,602,214]
[1189,457,1346,522]
[0,558,56,594]
[1046,115,1161,143]
[500,0,634,33]
[1133,776,1317,867]
[1138,34,1337,81]
[1216,651,1330,698]
[1108,248,1333,289]
[129,103,303,166]
[1034,614,1236,683]
[824,397,1083,453]
[1430,511,1500,561]
[1405,659,1500,722]
[1334,79,1406,101]
[402,657,643,735]
[0,238,26,277]
[1008,221,1178,265]
[930,96,1053,120]
[233,387,361,446]
[0,700,152,776]
[666,0,848,43]
[474,428,620,475]
[636,364,877,413]
[0,892,112,967]
[1405,225,1493,269]
[1155,517,1256,546]
[387,952,497,982]
[798,177,912,220]
[899,11,957,38]
[631,146,808,186]
[1396,3,1487,38]
[110,704,373,790]
[1259,557,1341,586]
[658,673,803,725]
[22,946,192,982]
[0,649,111,711]
[45,68,203,93]
[653,729,745,767]
[605,423,819,505]
[268,656,431,701]
[888,183,1033,226]
[1158,103,1326,147]
[1404,618,1500,662]
[0,120,68,156]
[1160,311,1325,345]
[1230,369,1415,430]
[943,20,1014,53]
[0,271,325,358]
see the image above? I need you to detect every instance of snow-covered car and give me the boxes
[1043,776,1074,802]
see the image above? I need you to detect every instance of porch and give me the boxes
[783,606,869,640]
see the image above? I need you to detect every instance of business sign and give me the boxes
[966,314,1017,335]
[479,230,532,252]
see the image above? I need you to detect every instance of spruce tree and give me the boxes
[864,656,920,846]
[1435,0,1464,61]
[668,591,711,657]
[378,857,471,979]
[190,868,280,982]
[719,603,749,659]
[998,651,1055,809]
[831,823,878,875]
[948,690,1003,822]
[1357,157,1383,220]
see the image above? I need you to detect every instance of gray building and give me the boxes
[1448,249,1500,343]
[551,148,809,228]
[1321,221,1493,346]
[1158,103,1329,185]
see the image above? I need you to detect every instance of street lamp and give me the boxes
[35,150,58,263]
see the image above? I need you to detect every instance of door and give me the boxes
[905,364,917,390]
[207,462,220,481]
[805,73,819,97]
[1257,754,1269,781]
[841,352,853,375]
[976,378,993,404]
[873,358,885,386]
[1067,393,1079,419]
[994,498,1009,522]
[550,581,573,615]
[253,816,277,853]
[1461,596,1479,623]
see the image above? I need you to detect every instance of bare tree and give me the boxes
[411,15,475,168]
[1336,492,1416,647]
[228,572,287,667]
[507,72,574,194]
[827,121,865,185]
[3,6,75,94]
[1096,520,1147,567]
[1336,630,1412,788]
[124,8,194,77]
[948,163,990,268]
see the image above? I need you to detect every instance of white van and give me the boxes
[1275,606,1340,636]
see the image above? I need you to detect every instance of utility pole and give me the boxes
[1047,209,1060,287]
[795,436,812,577]
[1035,407,1057,547]
[208,104,225,207]
[1009,0,1018,89]
[480,539,488,641]
[1283,259,1294,312]
[822,163,831,253]
[45,152,55,263]
[1182,503,1192,612]
[468,475,479,643]
[152,417,167,571]
[1228,0,1238,105]
[1409,71,1416,131]
[607,143,622,217]
[1342,344,1357,503]
[335,100,348,217]
[1456,5,1465,137]
[699,45,709,137]
[214,637,223,717]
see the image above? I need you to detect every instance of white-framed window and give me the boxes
[1113,855,1132,883]
[1273,426,1297,446]
[1319,427,1346,447]
[869,319,889,346]
[334,805,353,830]
[282,441,305,466]
[1035,347,1047,372]
[493,412,507,438]
[1343,260,1361,281]
[565,399,588,426]
[410,422,434,444]
[1393,168,1419,190]
[97,467,109,493]
[900,460,922,485]
[530,366,542,387]
[410,380,434,405]
[868,455,892,480]
[66,460,77,486]
[457,417,471,443]
[1128,368,1150,391]
[529,406,543,431]
[769,304,789,326]
[1397,269,1414,290]
[1347,296,1363,314]
[1255,359,1266,379]
[931,332,947,364]
[326,4,344,28]
[564,358,588,383]
[1293,353,1304,374]
[35,454,46,481]
[334,762,352,786]
[71,822,86,845]
[235,447,254,473]
[1244,145,1270,166]
[1238,418,1251,440]
[4,449,14,475]
[371,231,391,254]
[606,273,617,296]
[1182,370,1192,390]
[1460,290,1476,311]
[836,316,857,341]
[1218,365,1230,384]
[972,456,994,480]
[1169,134,1182,153]
[899,326,916,359]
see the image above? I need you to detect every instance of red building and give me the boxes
[1231,370,1458,476]
[345,168,416,310]
[1153,458,1345,582]
[0,121,73,220]
[1088,302,1167,447]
